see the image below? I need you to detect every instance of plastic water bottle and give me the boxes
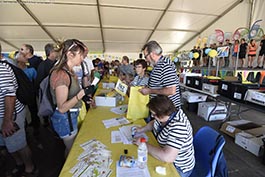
[137,137,148,169]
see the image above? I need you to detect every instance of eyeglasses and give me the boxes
[144,53,150,59]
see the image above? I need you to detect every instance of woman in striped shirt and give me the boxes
[133,95,195,177]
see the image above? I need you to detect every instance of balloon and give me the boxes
[189,52,193,59]
[208,49,218,57]
[193,52,199,59]
[173,57,179,63]
[205,48,211,55]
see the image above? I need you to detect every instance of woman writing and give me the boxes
[50,39,93,156]
[133,95,195,177]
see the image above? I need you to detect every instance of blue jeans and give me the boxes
[51,110,79,138]
[176,166,193,177]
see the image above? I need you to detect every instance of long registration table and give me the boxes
[59,105,180,177]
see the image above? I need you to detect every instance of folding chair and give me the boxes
[190,126,227,177]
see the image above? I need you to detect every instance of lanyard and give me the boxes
[155,111,177,138]
[136,76,144,85]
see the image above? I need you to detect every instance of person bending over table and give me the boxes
[133,95,195,177]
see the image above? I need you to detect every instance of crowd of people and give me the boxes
[190,35,265,69]
[0,39,209,177]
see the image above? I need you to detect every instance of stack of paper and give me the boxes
[102,117,130,128]
[70,139,112,177]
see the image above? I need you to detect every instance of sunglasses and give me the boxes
[68,41,86,52]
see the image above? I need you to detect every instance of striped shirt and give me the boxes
[131,75,149,86]
[0,62,24,119]
[148,56,181,108]
[153,109,195,173]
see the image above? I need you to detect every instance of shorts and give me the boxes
[259,50,265,56]
[51,109,79,138]
[239,52,246,59]
[248,54,256,57]
[232,52,238,57]
[0,108,27,153]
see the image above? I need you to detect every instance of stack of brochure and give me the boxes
[70,139,112,177]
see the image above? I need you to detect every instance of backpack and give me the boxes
[0,60,35,105]
[38,69,72,117]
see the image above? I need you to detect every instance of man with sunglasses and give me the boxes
[20,44,43,71]
[139,41,181,109]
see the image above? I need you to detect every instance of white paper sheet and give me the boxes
[116,161,151,177]
[119,125,148,144]
[102,117,130,128]
[111,131,122,143]
[110,105,128,115]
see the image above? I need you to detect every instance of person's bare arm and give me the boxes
[139,86,176,96]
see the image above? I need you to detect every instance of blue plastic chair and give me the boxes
[190,126,226,177]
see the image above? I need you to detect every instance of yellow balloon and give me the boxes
[208,50,218,57]
[193,52,199,59]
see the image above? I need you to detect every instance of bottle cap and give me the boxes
[140,137,146,143]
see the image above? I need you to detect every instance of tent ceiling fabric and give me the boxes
[0,0,246,53]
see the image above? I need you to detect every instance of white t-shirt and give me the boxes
[73,57,94,87]
[83,57,94,76]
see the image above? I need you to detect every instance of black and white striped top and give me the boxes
[148,56,181,108]
[0,62,24,118]
[153,109,195,173]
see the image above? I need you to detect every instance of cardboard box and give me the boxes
[230,83,260,102]
[95,89,118,107]
[193,77,220,90]
[186,102,199,113]
[182,91,207,103]
[220,120,261,138]
[102,82,115,89]
[95,95,117,107]
[218,80,240,98]
[197,102,227,121]
[245,89,265,106]
[202,83,218,94]
[235,130,265,156]
[186,76,195,87]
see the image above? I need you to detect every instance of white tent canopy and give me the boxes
[0,0,264,58]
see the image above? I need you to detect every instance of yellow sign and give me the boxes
[115,79,128,96]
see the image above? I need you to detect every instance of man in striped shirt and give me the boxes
[139,41,181,108]
[0,44,38,176]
